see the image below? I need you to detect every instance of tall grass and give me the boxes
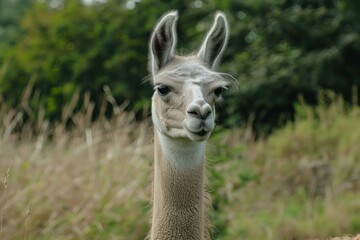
[0,90,359,239]
[0,87,152,240]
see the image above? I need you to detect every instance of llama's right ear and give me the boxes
[149,11,178,77]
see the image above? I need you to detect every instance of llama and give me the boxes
[146,10,360,240]
[147,11,234,239]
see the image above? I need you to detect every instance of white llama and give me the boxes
[147,11,234,240]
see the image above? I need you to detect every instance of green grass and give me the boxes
[0,93,359,239]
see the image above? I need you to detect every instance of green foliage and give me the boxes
[221,0,360,134]
[0,0,34,56]
[1,1,151,118]
[0,0,360,132]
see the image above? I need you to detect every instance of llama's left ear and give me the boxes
[197,12,229,70]
[149,11,178,77]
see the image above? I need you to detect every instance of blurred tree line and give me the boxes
[0,0,359,134]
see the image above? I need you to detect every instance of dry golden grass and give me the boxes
[0,90,153,240]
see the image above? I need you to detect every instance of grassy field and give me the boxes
[0,93,359,240]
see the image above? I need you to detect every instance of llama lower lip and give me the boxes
[194,130,208,137]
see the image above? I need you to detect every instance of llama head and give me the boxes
[149,11,233,142]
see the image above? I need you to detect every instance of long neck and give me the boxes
[150,130,207,240]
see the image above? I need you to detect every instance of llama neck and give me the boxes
[150,130,207,240]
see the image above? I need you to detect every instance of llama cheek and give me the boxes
[184,118,200,132]
[167,108,185,122]
[162,108,182,131]
[166,119,183,130]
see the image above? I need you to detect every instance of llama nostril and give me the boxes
[187,110,199,117]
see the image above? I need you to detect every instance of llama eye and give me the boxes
[157,85,171,96]
[214,87,224,97]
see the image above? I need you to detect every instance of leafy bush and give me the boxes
[0,0,360,133]
[222,0,360,134]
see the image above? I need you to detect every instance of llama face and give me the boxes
[151,57,230,142]
[149,11,232,142]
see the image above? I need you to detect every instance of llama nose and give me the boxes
[187,101,212,120]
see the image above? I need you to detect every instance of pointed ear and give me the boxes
[149,11,178,77]
[197,12,229,69]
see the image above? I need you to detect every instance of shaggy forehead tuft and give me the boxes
[155,60,231,84]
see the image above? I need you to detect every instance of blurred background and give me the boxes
[0,0,359,239]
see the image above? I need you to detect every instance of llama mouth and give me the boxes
[194,130,208,137]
